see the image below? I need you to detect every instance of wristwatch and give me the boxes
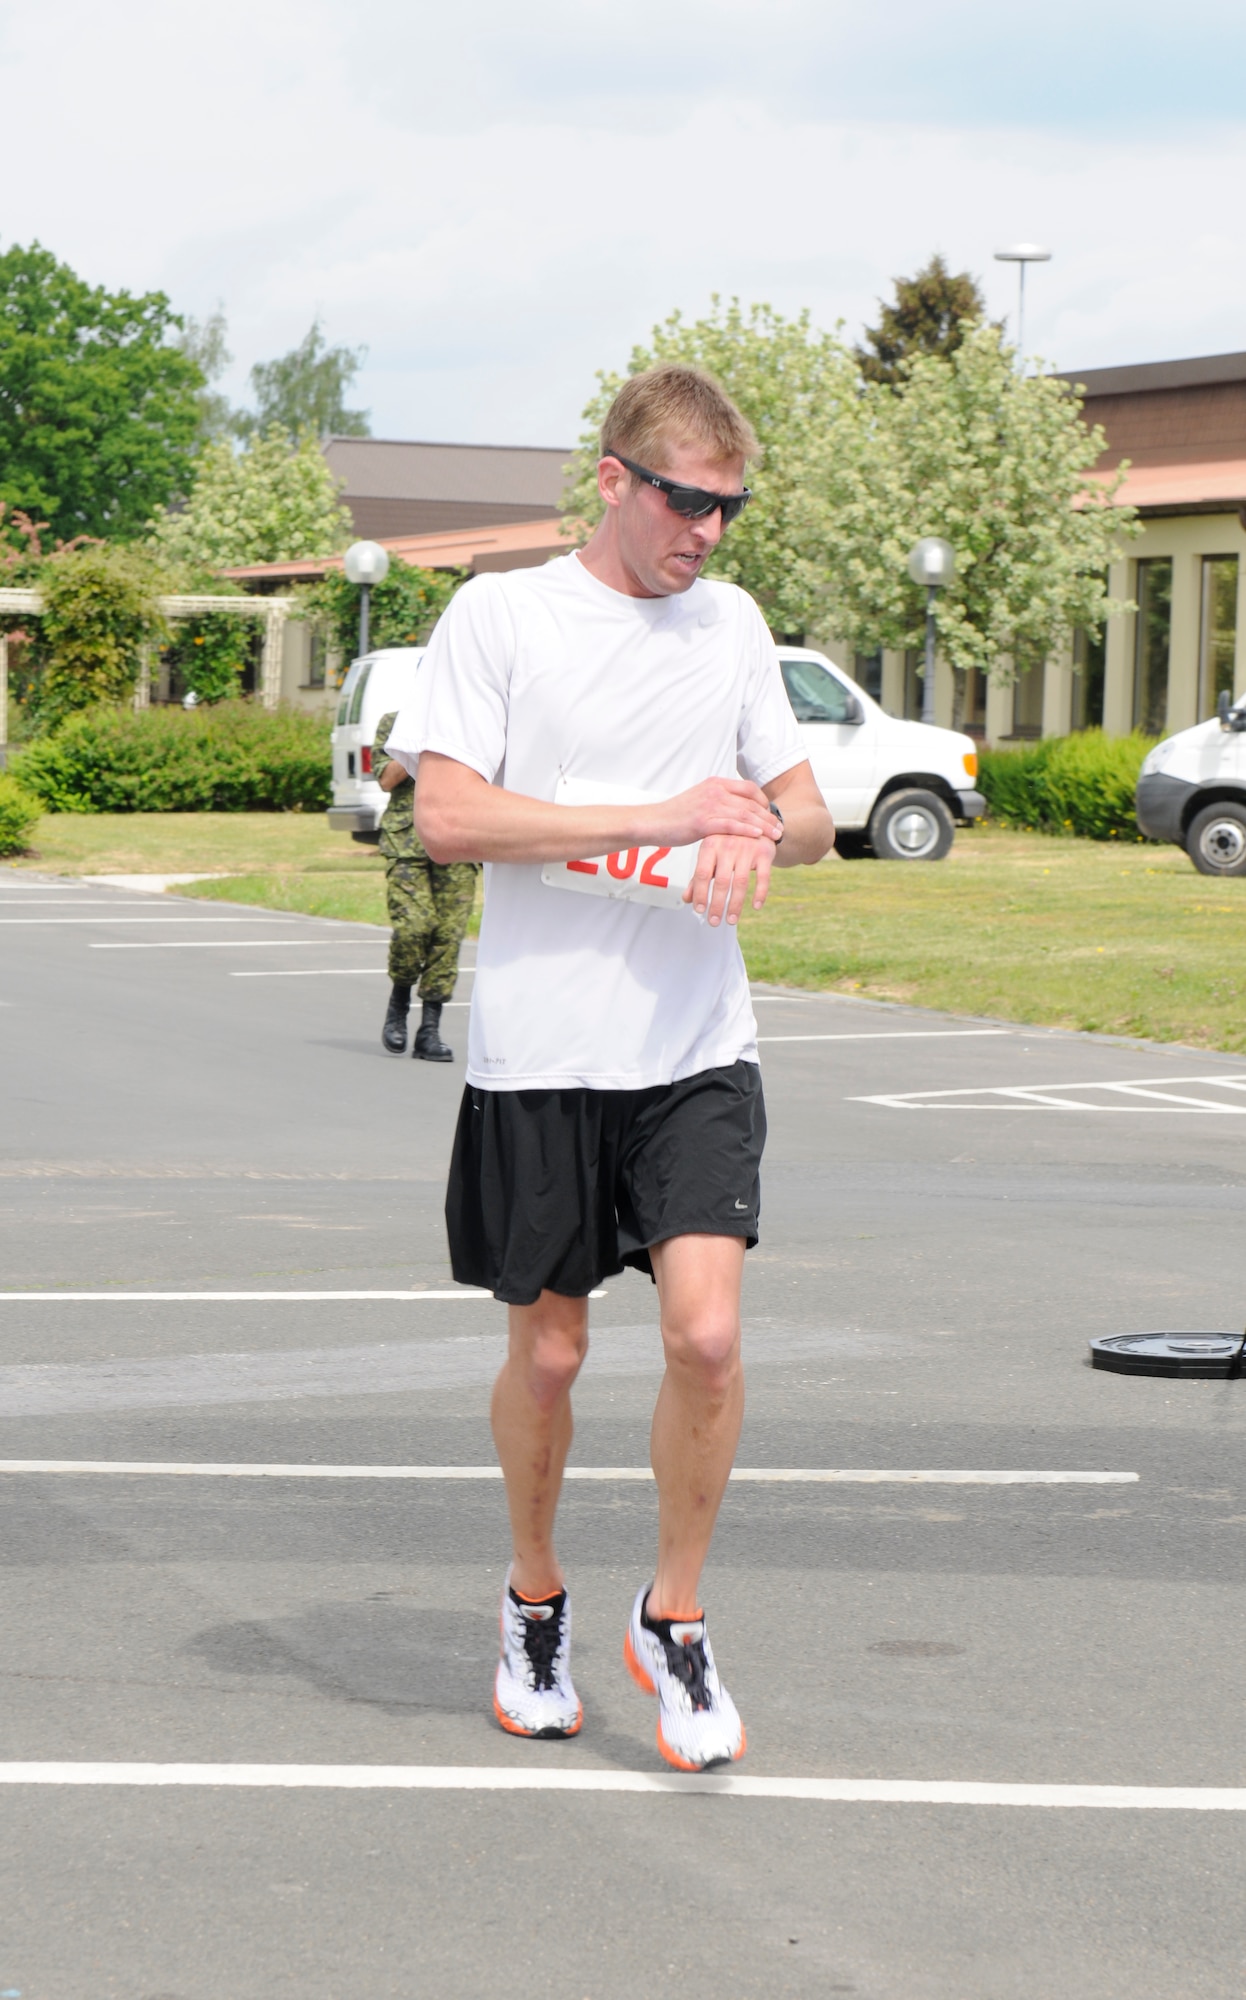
[768,802,785,844]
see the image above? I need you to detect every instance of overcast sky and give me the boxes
[4,0,1243,447]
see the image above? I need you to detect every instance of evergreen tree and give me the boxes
[855,254,989,386]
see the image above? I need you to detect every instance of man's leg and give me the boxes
[647,1233,745,1617]
[491,1289,590,1598]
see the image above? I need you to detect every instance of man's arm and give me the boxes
[765,760,835,867]
[415,752,780,867]
[378,759,408,793]
[416,751,832,930]
[681,760,834,927]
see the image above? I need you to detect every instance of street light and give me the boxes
[907,537,956,726]
[343,539,390,658]
[993,243,1052,367]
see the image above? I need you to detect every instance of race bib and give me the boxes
[541,774,698,910]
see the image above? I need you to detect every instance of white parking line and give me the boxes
[0,1462,1137,1484]
[2,916,293,926]
[0,1764,1234,1808]
[854,1074,1246,1112]
[0,1289,493,1302]
[0,899,194,907]
[91,938,385,950]
[759,1029,1011,1045]
[229,973,469,995]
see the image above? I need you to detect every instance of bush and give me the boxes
[0,771,40,853]
[979,730,1156,840]
[12,702,331,814]
[161,609,253,704]
[33,544,166,729]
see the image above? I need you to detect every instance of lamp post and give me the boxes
[343,540,390,659]
[907,537,956,726]
[993,243,1051,368]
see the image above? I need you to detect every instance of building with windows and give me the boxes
[829,350,1246,742]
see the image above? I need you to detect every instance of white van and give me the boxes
[327,640,985,858]
[1136,693,1246,874]
[327,647,426,838]
[777,646,984,859]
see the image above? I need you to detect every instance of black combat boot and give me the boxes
[412,997,453,1062]
[381,981,412,1054]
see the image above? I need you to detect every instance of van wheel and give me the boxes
[1186,801,1246,875]
[869,789,955,861]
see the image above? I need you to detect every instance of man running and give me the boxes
[388,364,834,1770]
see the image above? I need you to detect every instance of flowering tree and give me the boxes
[792,323,1139,687]
[148,425,351,570]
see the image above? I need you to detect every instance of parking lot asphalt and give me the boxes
[3,869,1246,1999]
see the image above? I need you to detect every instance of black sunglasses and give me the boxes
[611,453,751,528]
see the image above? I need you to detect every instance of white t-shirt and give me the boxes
[386,551,804,1091]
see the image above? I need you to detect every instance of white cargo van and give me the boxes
[1136,692,1246,874]
[327,647,426,838]
[776,647,984,858]
[327,640,985,858]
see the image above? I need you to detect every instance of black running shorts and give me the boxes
[446,1060,767,1305]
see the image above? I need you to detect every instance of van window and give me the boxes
[780,658,856,723]
[348,661,374,725]
[335,660,362,726]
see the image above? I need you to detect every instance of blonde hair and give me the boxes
[600,364,760,474]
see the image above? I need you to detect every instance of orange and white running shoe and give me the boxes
[493,1568,582,1739]
[624,1584,745,1771]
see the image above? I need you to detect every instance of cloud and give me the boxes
[2,0,1245,444]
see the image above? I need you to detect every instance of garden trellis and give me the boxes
[0,589,294,749]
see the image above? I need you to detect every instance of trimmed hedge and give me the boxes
[979,730,1156,841]
[12,703,331,814]
[0,772,41,854]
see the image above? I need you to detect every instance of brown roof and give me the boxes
[1056,351,1246,515]
[221,518,572,587]
[323,437,573,539]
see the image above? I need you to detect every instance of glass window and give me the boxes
[1199,556,1238,719]
[780,658,857,723]
[1133,559,1172,736]
[902,649,922,719]
[961,667,987,733]
[335,659,361,725]
[1011,662,1045,738]
[1072,625,1106,730]
[306,630,327,690]
[347,660,373,725]
[855,651,883,703]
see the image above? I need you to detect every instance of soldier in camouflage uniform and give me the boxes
[374,710,479,1060]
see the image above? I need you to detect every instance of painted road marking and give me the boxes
[0,1289,494,1302]
[854,1074,1246,1112]
[2,915,295,926]
[229,973,469,996]
[0,899,202,907]
[0,1462,1138,1484]
[90,938,383,950]
[0,1764,1232,1808]
[759,1029,1011,1045]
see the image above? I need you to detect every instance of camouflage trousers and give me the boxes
[386,856,478,999]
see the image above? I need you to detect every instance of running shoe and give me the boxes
[493,1568,582,1739]
[624,1584,746,1771]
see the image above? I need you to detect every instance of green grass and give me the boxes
[741,823,1246,1052]
[6,812,1245,1051]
